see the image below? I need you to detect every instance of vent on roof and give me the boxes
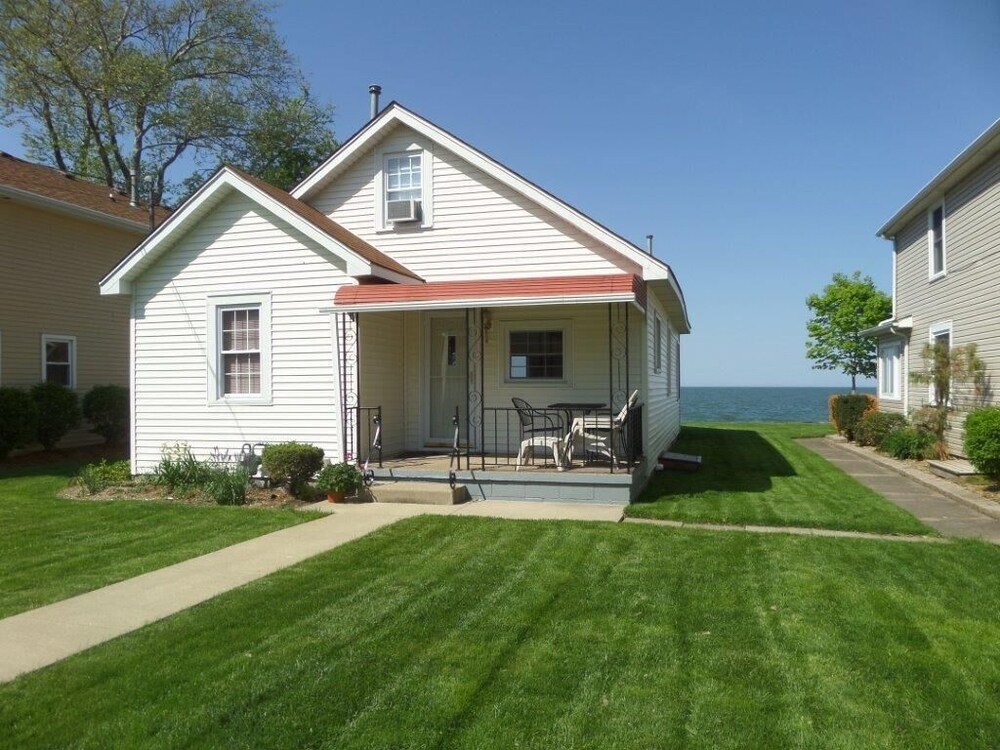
[386,198,421,223]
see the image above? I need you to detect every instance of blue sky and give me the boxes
[2,0,997,386]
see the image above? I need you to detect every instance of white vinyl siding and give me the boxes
[311,124,637,281]
[41,334,76,388]
[130,191,350,473]
[644,292,681,464]
[878,341,901,400]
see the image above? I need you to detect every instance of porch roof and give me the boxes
[329,273,646,313]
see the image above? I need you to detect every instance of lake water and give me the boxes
[681,387,876,423]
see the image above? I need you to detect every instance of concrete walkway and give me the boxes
[800,438,1000,543]
[625,516,946,543]
[0,499,623,683]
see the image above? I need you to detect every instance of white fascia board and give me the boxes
[322,291,638,315]
[0,185,148,233]
[100,169,375,295]
[293,104,674,279]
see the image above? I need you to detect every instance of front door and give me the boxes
[428,316,467,443]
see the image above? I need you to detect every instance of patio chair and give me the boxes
[511,397,566,470]
[568,390,639,463]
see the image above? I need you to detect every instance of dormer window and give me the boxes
[378,148,432,230]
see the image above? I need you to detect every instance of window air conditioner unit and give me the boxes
[386,199,421,223]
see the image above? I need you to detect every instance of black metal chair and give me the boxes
[510,398,566,470]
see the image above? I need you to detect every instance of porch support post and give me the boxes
[466,307,485,471]
[336,312,359,463]
[608,304,614,474]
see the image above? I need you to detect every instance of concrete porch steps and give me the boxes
[928,459,979,479]
[361,480,470,505]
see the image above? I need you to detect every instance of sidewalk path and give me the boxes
[0,500,622,683]
[800,438,1000,543]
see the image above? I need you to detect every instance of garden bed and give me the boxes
[58,480,311,510]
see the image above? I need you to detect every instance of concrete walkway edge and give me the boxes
[624,516,946,543]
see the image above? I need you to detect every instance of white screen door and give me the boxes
[428,317,466,442]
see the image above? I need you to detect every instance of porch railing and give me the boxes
[473,404,643,473]
[354,405,382,468]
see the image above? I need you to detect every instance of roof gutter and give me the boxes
[0,184,149,233]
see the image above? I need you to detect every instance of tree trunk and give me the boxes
[851,373,857,393]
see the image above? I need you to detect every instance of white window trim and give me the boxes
[41,333,77,389]
[928,200,946,281]
[878,340,902,401]
[206,293,272,405]
[653,313,662,374]
[928,321,953,405]
[375,146,434,231]
[499,319,573,387]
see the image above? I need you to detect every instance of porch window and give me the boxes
[878,341,901,400]
[508,330,564,380]
[207,293,271,403]
[42,334,76,388]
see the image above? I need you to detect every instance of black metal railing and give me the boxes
[475,403,643,473]
[354,406,382,468]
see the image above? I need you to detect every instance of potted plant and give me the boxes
[315,461,363,503]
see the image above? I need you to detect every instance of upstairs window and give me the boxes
[509,330,564,380]
[385,153,422,204]
[42,334,76,388]
[929,203,946,278]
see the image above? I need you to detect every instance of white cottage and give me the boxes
[100,101,691,503]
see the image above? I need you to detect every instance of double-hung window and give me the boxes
[653,314,662,373]
[929,203,946,278]
[42,334,76,388]
[380,149,432,229]
[208,294,271,403]
[928,323,952,405]
[508,330,564,381]
[878,341,902,400]
[385,153,422,203]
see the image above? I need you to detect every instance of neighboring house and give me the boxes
[867,119,1000,455]
[0,152,154,448]
[100,102,691,502]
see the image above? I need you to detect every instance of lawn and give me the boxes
[2,516,999,749]
[629,422,933,535]
[0,460,320,619]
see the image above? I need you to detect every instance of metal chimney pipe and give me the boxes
[369,84,382,120]
[646,234,654,255]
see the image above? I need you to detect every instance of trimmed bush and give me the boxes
[0,387,38,459]
[831,394,876,441]
[77,459,132,495]
[261,442,324,497]
[82,385,129,445]
[880,427,934,460]
[204,465,251,506]
[964,408,1000,480]
[855,411,907,448]
[30,381,81,451]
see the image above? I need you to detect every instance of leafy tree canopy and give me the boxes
[0,0,336,205]
[805,271,891,391]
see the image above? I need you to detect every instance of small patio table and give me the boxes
[547,402,607,466]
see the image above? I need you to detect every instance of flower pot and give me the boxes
[326,490,347,503]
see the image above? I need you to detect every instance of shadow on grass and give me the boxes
[0,445,127,480]
[634,426,795,502]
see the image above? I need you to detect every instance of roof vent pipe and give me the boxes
[646,234,654,255]
[369,84,382,120]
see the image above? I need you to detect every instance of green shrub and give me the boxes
[261,442,324,497]
[855,411,907,447]
[153,443,213,491]
[315,461,363,495]
[964,408,1000,479]
[0,387,38,459]
[82,385,129,445]
[880,427,934,460]
[30,381,81,451]
[204,465,251,505]
[831,394,876,441]
[77,459,132,495]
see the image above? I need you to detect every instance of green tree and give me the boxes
[0,0,335,205]
[805,271,891,392]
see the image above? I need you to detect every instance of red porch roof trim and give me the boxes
[331,273,646,312]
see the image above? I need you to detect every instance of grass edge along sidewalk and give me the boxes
[628,422,934,536]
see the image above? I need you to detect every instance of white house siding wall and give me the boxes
[892,150,1000,454]
[358,311,406,458]
[309,124,639,281]
[645,291,682,465]
[130,192,349,472]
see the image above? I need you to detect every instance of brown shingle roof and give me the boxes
[0,151,163,228]
[226,165,421,281]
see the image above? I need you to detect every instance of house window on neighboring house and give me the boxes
[929,203,946,278]
[508,330,564,380]
[208,294,271,403]
[878,341,901,400]
[41,334,76,388]
[653,314,662,373]
[928,323,952,405]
